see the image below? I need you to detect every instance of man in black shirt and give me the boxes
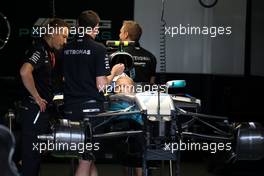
[119,21,157,84]
[118,20,158,176]
[19,18,69,176]
[62,10,124,176]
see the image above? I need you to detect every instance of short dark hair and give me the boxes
[123,21,142,42]
[43,18,69,37]
[78,10,100,28]
[48,18,69,28]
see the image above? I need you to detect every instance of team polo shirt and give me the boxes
[63,35,110,104]
[123,43,157,83]
[23,39,55,103]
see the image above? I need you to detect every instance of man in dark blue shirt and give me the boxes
[63,34,111,104]
[62,10,124,176]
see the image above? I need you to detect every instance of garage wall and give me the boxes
[134,0,247,75]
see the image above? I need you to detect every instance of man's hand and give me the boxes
[97,64,125,91]
[34,96,48,112]
[111,64,125,76]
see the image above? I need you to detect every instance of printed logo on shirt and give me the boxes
[134,62,147,67]
[133,56,150,67]
[105,55,110,69]
[133,56,151,61]
[64,49,91,55]
[29,51,41,63]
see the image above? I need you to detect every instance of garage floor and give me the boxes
[37,157,263,176]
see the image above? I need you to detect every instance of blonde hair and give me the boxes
[122,21,142,41]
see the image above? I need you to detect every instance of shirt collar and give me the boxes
[41,38,54,52]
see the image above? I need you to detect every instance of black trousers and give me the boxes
[19,99,51,176]
[63,100,105,160]
[63,100,104,130]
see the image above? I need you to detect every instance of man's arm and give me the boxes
[96,64,124,91]
[20,63,47,112]
[106,64,124,83]
[96,76,108,92]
